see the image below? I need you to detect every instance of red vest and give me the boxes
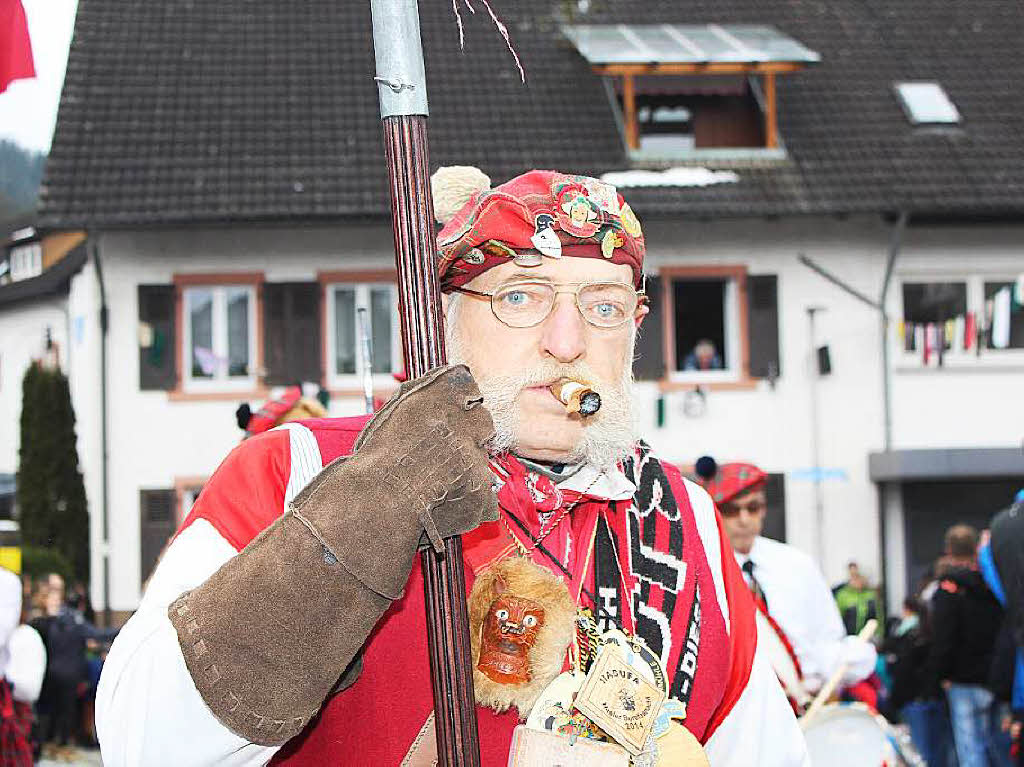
[180,417,755,765]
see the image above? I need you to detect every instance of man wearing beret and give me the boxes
[705,460,877,705]
[96,169,808,765]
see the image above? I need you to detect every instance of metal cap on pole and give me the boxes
[371,0,430,118]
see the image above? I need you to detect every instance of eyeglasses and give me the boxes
[718,500,767,518]
[450,280,645,329]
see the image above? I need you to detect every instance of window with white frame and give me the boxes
[183,285,257,387]
[9,242,42,281]
[327,283,402,384]
[984,281,1024,350]
[669,276,741,381]
[899,275,1024,362]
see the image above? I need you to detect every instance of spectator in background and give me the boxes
[834,561,884,637]
[683,338,723,370]
[926,524,1006,767]
[884,596,956,767]
[31,573,116,757]
[1,567,33,767]
[4,577,46,763]
[980,494,1024,766]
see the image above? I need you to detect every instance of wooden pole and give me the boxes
[800,619,878,727]
[371,4,480,765]
[763,72,778,149]
[622,74,639,150]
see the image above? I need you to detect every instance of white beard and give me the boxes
[445,297,639,469]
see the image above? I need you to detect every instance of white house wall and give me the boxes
[78,217,1022,614]
[641,216,890,587]
[92,225,397,612]
[889,225,1024,449]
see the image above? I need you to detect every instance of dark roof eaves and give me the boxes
[0,244,88,309]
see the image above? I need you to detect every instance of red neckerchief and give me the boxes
[479,454,613,605]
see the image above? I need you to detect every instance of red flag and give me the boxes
[1,0,35,95]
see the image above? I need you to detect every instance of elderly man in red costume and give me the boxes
[96,169,808,766]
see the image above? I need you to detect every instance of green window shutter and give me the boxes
[139,489,176,586]
[633,274,665,381]
[747,275,780,379]
[263,282,322,386]
[138,285,177,390]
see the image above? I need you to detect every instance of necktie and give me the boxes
[742,559,769,613]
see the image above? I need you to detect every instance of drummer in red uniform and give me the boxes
[700,458,877,707]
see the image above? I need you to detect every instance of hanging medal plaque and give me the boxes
[574,644,666,755]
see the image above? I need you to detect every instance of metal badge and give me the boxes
[514,251,544,267]
[530,227,562,259]
[574,645,666,756]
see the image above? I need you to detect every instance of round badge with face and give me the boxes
[554,184,601,238]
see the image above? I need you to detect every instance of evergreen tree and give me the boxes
[17,363,90,582]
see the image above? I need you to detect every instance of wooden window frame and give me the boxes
[599,62,805,152]
[317,270,401,398]
[658,265,755,391]
[169,272,267,401]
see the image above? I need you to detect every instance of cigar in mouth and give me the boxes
[548,379,602,416]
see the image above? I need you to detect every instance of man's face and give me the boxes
[720,488,767,555]
[445,256,646,466]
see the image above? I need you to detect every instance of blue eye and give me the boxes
[504,291,529,306]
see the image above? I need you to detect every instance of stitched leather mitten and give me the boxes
[169,364,497,745]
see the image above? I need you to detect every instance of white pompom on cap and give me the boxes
[431,166,491,225]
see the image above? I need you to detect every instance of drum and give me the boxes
[801,703,922,767]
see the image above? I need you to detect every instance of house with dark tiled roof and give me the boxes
[4,0,1022,620]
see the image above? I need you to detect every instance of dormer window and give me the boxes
[562,24,820,158]
[894,82,961,125]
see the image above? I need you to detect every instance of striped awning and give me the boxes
[562,24,821,66]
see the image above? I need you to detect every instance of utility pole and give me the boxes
[806,306,826,566]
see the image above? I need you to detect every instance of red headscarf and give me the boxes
[436,169,646,290]
[702,462,768,505]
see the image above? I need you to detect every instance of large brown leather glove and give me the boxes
[169,365,497,745]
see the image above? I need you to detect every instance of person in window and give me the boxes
[95,169,807,766]
[704,459,877,707]
[684,338,724,371]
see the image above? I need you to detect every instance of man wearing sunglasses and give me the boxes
[96,169,807,765]
[706,460,877,705]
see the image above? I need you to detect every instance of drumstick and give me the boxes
[800,619,877,727]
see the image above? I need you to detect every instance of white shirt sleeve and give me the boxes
[705,641,811,767]
[0,568,21,652]
[792,556,874,691]
[683,483,809,766]
[5,624,46,702]
[96,519,280,767]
